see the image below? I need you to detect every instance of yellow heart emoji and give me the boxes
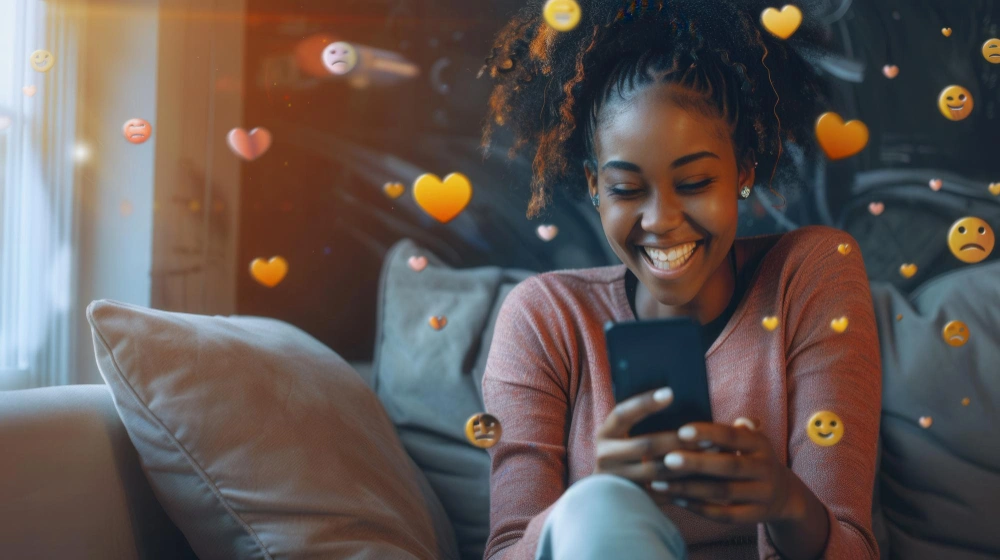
[988,182,1000,196]
[830,316,849,333]
[761,316,780,331]
[760,5,803,40]
[941,27,952,37]
[383,182,404,199]
[250,256,288,288]
[815,112,869,160]
[899,263,917,278]
[837,243,851,256]
[413,173,473,223]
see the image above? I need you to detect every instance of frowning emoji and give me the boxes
[983,38,1000,64]
[465,413,502,449]
[322,41,358,76]
[122,118,152,144]
[942,320,970,347]
[938,85,974,121]
[947,217,994,263]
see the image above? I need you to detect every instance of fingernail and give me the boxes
[653,387,673,403]
[678,426,696,440]
[650,481,669,492]
[664,453,684,468]
[673,498,688,507]
[733,417,757,430]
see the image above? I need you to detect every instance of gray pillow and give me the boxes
[870,260,1000,559]
[88,299,458,560]
[373,239,534,560]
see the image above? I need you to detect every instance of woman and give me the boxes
[478,1,881,559]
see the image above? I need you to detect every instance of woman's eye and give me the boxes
[676,178,715,192]
[608,185,642,197]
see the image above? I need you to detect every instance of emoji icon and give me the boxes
[989,183,1000,196]
[760,5,802,40]
[983,38,1000,63]
[119,201,133,217]
[815,112,869,160]
[0,115,11,131]
[537,224,559,241]
[321,41,359,76]
[30,50,55,72]
[947,217,994,263]
[896,314,903,321]
[929,178,943,191]
[465,413,502,448]
[413,173,472,223]
[830,316,848,333]
[942,320,970,347]
[22,85,36,97]
[868,202,884,216]
[407,255,428,272]
[383,182,404,199]
[837,243,851,255]
[899,263,917,278]
[227,127,272,161]
[122,118,152,144]
[918,416,932,428]
[543,0,582,32]
[761,316,779,331]
[938,85,974,121]
[941,28,952,37]
[882,65,899,79]
[429,315,448,330]
[250,256,288,288]
[806,411,844,447]
[962,397,970,406]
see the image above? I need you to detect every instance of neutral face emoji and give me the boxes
[543,0,582,32]
[30,50,54,72]
[465,413,502,449]
[938,85,974,121]
[942,320,970,347]
[806,411,844,447]
[947,216,994,263]
[321,41,358,76]
[122,118,152,144]
[983,38,1000,64]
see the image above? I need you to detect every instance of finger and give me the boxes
[676,422,763,454]
[596,431,700,464]
[654,478,772,503]
[671,500,768,525]
[599,455,672,483]
[598,387,673,439]
[663,450,768,480]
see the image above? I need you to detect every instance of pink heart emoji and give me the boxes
[226,127,272,161]
[22,85,36,97]
[868,202,885,216]
[929,178,942,191]
[536,224,559,242]
[407,255,428,272]
[882,65,899,79]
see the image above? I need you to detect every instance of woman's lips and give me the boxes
[636,241,702,280]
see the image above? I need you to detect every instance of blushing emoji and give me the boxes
[543,0,582,32]
[806,411,844,447]
[321,41,358,76]
[947,217,994,263]
[984,39,1000,63]
[465,413,502,449]
[30,50,54,72]
[942,320,969,347]
[122,118,152,144]
[938,85,974,121]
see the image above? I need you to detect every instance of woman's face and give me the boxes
[585,83,754,307]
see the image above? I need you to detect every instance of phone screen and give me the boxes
[604,318,713,436]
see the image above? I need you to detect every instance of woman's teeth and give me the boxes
[643,242,697,270]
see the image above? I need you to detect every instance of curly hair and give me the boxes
[480,0,831,218]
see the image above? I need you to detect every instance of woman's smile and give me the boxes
[637,240,703,280]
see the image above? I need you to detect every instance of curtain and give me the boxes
[0,0,81,390]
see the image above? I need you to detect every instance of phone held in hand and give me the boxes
[604,318,713,436]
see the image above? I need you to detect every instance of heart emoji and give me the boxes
[899,263,917,278]
[0,115,11,131]
[837,243,852,256]
[929,178,943,191]
[816,112,868,160]
[882,65,899,79]
[761,316,780,331]
[918,416,933,428]
[407,255,428,272]
[249,256,288,288]
[383,182,404,199]
[537,224,559,241]
[22,85,36,97]
[760,5,802,40]
[227,127,272,161]
[941,28,952,37]
[962,397,970,406]
[988,182,1000,196]
[429,315,448,330]
[413,173,473,223]
[830,316,849,333]
[868,202,885,216]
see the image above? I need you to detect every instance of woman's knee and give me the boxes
[553,474,648,518]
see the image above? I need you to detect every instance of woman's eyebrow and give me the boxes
[601,161,643,173]
[671,151,719,169]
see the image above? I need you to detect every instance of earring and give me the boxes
[740,185,752,199]
[591,194,600,208]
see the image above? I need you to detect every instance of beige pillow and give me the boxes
[87,299,458,560]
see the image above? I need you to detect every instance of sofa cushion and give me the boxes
[870,260,1000,559]
[373,238,533,560]
[87,299,458,560]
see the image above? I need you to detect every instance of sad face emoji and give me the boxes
[321,41,358,76]
[938,85,974,121]
[465,413,502,449]
[947,217,995,263]
[122,118,152,144]
[942,320,970,347]
[806,411,844,447]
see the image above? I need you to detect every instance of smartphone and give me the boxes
[604,318,713,436]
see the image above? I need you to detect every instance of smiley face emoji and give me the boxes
[947,217,994,263]
[122,118,152,144]
[543,0,582,32]
[30,50,55,72]
[806,411,844,447]
[942,320,970,347]
[938,85,974,121]
[983,38,1000,64]
[465,413,502,449]
[321,41,358,76]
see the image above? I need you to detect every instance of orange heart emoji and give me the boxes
[761,316,780,331]
[383,182,404,199]
[899,263,917,278]
[929,178,943,191]
[413,173,473,223]
[882,65,899,79]
[815,112,869,160]
[918,416,933,428]
[760,5,802,40]
[941,28,952,37]
[988,182,1000,196]
[837,243,851,256]
[250,256,288,288]
[830,316,849,333]
[429,315,448,330]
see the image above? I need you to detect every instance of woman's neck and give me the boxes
[634,247,738,325]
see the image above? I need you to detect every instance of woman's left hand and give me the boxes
[650,420,801,524]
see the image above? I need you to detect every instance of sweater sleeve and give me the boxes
[758,231,882,559]
[481,276,573,560]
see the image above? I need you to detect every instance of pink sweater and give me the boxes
[481,226,881,560]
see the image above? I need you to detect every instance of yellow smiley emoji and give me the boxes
[938,85,974,121]
[543,0,581,32]
[983,38,1000,64]
[947,217,995,263]
[30,50,55,73]
[942,320,970,347]
[806,411,844,447]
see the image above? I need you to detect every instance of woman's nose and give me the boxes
[639,188,684,233]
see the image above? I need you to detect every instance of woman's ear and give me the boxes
[584,161,599,199]
[737,155,757,190]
